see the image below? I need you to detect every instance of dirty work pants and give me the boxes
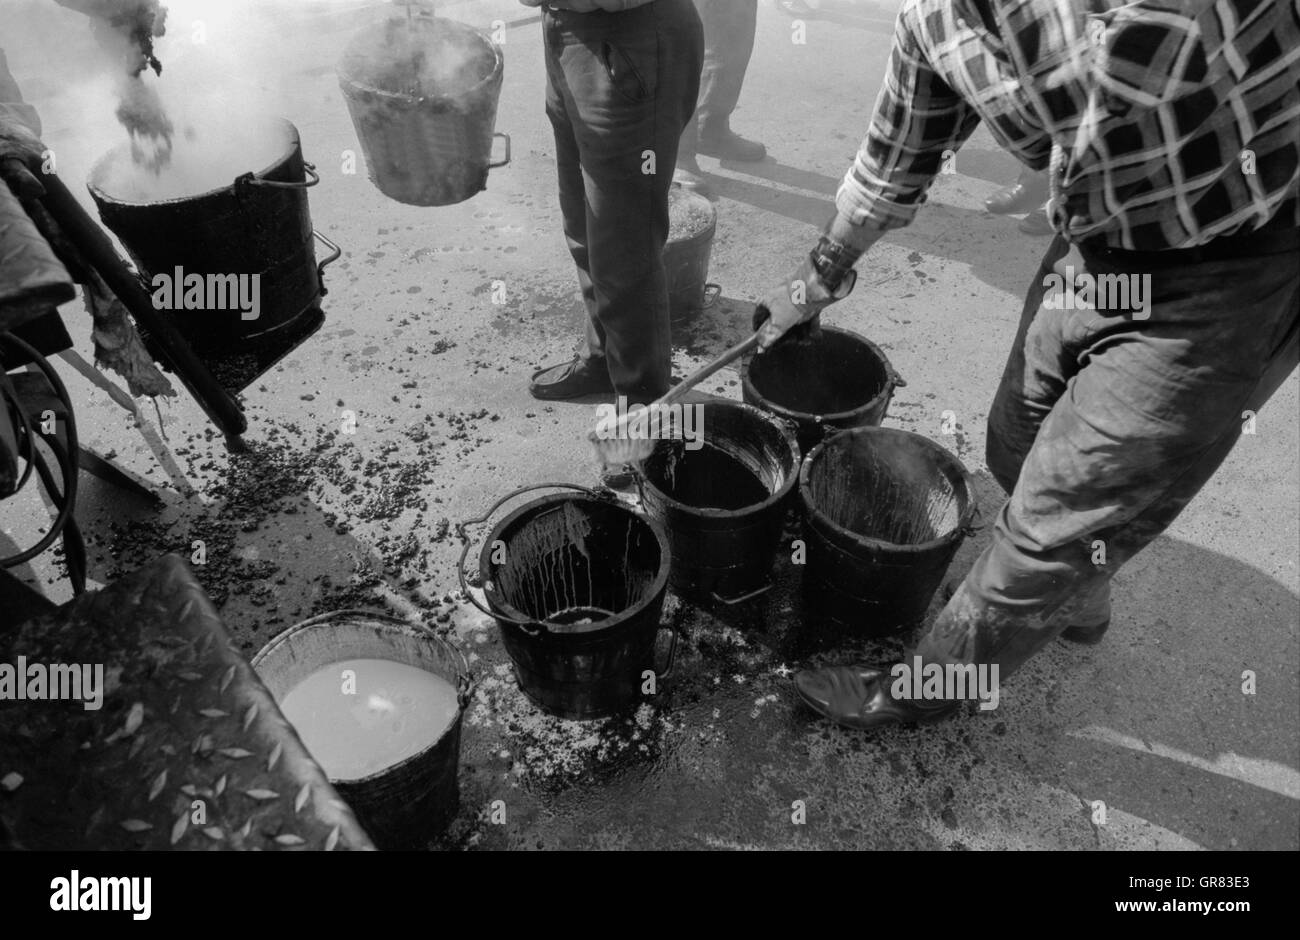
[913,224,1300,679]
[678,0,759,160]
[544,0,703,401]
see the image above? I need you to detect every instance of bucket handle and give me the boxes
[489,133,511,169]
[711,582,774,606]
[238,161,321,190]
[455,482,608,633]
[312,230,342,293]
[655,624,679,681]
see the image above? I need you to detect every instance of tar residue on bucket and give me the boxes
[742,326,900,453]
[479,490,671,720]
[800,427,975,637]
[641,401,800,605]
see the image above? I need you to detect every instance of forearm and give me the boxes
[833,0,980,244]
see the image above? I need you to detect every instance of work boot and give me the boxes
[793,664,959,731]
[985,168,1049,215]
[529,356,613,401]
[697,120,767,163]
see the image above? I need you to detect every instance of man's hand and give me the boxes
[53,0,168,75]
[754,254,854,351]
[52,0,166,33]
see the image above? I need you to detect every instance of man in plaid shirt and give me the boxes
[762,0,1300,730]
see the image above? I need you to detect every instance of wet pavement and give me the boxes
[3,0,1297,850]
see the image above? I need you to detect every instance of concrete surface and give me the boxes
[3,0,1297,850]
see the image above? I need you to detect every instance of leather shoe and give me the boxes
[793,664,959,731]
[1061,620,1110,644]
[697,124,767,163]
[985,172,1049,215]
[529,356,613,401]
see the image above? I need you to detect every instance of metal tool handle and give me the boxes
[240,161,321,189]
[455,482,605,631]
[488,133,511,169]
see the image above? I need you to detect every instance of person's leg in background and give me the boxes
[796,228,1300,727]
[531,2,704,403]
[675,0,764,193]
[531,37,612,401]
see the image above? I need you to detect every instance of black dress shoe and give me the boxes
[1061,620,1110,644]
[697,125,767,163]
[793,664,959,731]
[529,356,613,401]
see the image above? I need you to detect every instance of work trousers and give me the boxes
[679,0,759,160]
[544,0,704,401]
[914,223,1300,679]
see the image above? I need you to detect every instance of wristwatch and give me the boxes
[808,235,859,295]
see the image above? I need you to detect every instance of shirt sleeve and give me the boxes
[835,0,983,231]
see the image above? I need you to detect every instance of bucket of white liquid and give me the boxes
[252,611,471,849]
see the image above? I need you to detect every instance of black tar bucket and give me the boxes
[457,484,674,720]
[799,427,977,637]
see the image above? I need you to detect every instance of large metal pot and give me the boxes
[87,116,340,357]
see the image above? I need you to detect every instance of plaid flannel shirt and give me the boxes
[836,0,1300,250]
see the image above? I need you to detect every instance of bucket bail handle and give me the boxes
[455,482,611,632]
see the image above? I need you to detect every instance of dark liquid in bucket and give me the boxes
[654,443,770,511]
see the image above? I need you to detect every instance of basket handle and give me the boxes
[488,133,511,169]
[455,482,606,631]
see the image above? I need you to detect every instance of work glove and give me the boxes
[53,0,168,75]
[754,253,856,351]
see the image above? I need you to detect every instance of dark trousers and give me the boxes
[914,225,1300,677]
[679,0,759,160]
[544,0,704,401]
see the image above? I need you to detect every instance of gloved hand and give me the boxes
[754,253,856,351]
[53,0,168,75]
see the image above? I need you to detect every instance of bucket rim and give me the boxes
[250,608,471,786]
[798,425,977,554]
[638,399,801,520]
[665,188,718,248]
[336,17,503,106]
[480,493,672,636]
[741,325,898,425]
[87,115,303,208]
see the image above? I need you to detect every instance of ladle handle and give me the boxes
[454,482,606,631]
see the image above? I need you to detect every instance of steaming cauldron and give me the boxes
[87,117,340,358]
